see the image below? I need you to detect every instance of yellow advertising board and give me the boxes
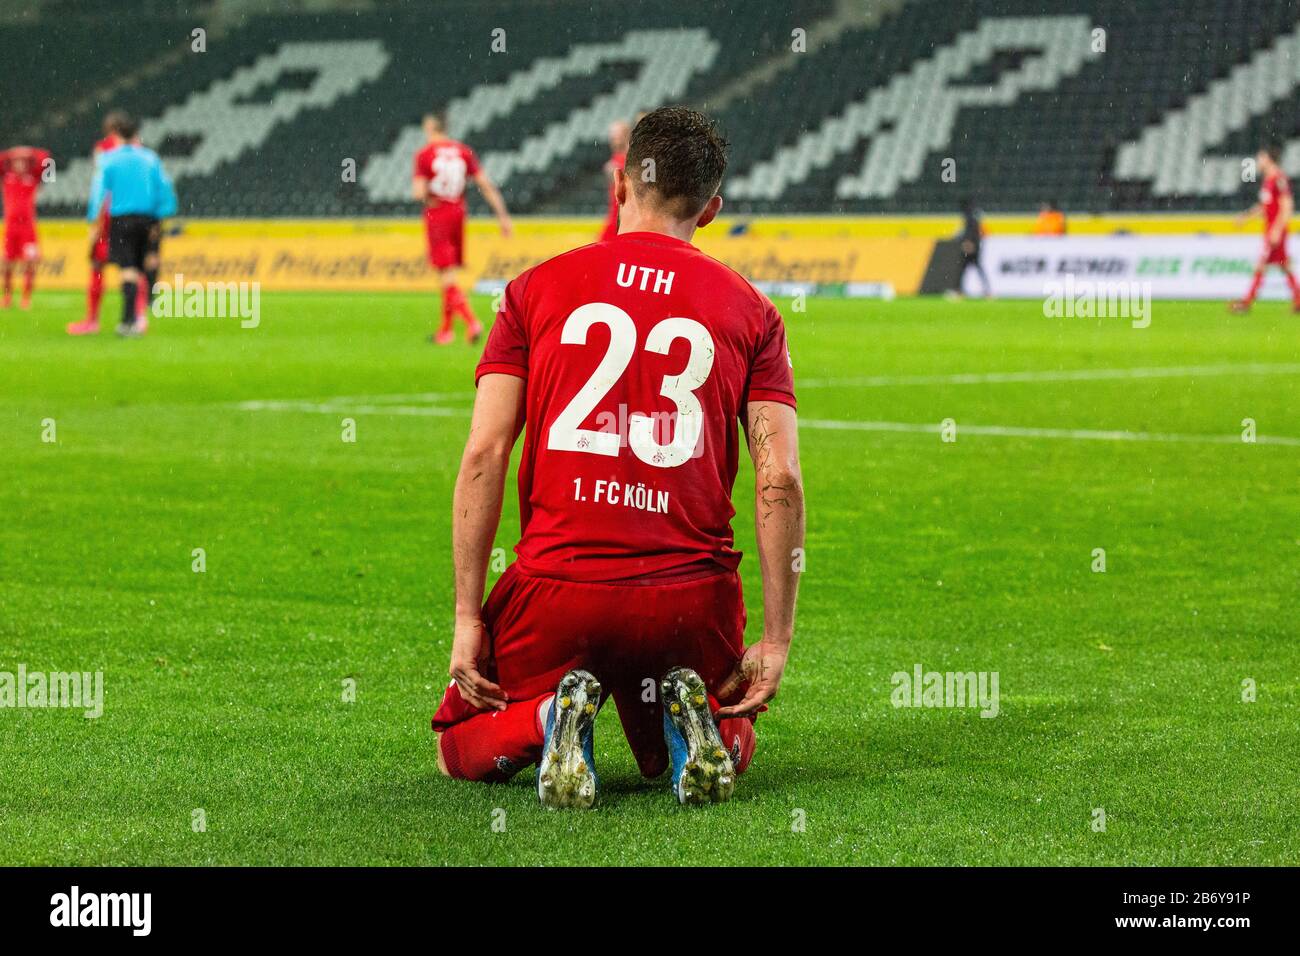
[25,213,1247,296]
[28,218,933,295]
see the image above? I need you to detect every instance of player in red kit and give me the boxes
[0,145,51,310]
[1231,144,1300,313]
[411,110,512,345]
[598,119,630,241]
[68,112,126,335]
[431,107,804,808]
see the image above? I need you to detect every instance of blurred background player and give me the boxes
[0,145,51,310]
[130,123,169,321]
[952,197,990,299]
[411,109,512,345]
[86,114,177,337]
[1230,144,1300,313]
[598,119,630,240]
[69,111,126,335]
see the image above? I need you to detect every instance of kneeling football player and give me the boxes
[431,107,804,807]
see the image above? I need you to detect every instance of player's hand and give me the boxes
[715,639,788,718]
[499,216,514,239]
[448,616,508,711]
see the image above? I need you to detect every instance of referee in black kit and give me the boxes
[86,114,177,337]
[954,197,991,299]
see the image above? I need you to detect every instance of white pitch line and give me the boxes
[236,400,462,417]
[801,418,1300,447]
[798,362,1300,389]
[311,392,473,404]
[235,396,1299,447]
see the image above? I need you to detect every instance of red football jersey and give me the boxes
[413,139,480,208]
[1261,170,1291,229]
[93,137,120,221]
[478,230,796,582]
[1,149,49,221]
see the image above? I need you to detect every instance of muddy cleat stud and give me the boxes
[661,666,737,806]
[537,670,602,810]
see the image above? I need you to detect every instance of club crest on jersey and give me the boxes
[616,263,675,295]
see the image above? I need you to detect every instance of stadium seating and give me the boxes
[14,0,1300,216]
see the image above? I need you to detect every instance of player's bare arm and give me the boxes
[717,400,804,718]
[447,372,525,712]
[472,171,513,237]
[411,173,429,203]
[1235,202,1261,227]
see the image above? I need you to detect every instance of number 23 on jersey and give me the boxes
[546,302,714,469]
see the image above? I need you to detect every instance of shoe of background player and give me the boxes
[115,321,143,339]
[66,319,100,335]
[466,319,484,344]
[19,296,31,310]
[432,329,455,345]
[1228,300,1251,314]
[661,666,735,805]
[1,294,11,309]
[136,314,149,334]
[536,669,601,809]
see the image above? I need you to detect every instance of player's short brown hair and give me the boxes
[104,110,131,136]
[625,106,728,219]
[116,113,140,139]
[424,109,448,131]
[1263,143,1282,163]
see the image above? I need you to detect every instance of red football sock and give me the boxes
[22,266,34,300]
[1243,268,1265,304]
[135,276,149,319]
[437,693,549,782]
[717,717,756,774]
[448,284,476,323]
[2,267,11,297]
[438,287,456,334]
[1284,269,1300,303]
[708,693,757,774]
[444,283,475,325]
[87,269,104,321]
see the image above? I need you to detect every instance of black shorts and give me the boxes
[108,215,159,270]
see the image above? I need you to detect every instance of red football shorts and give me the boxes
[1262,238,1290,266]
[424,203,466,269]
[432,565,752,778]
[4,218,38,261]
[92,214,111,264]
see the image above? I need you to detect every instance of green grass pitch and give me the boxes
[1,289,1297,865]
